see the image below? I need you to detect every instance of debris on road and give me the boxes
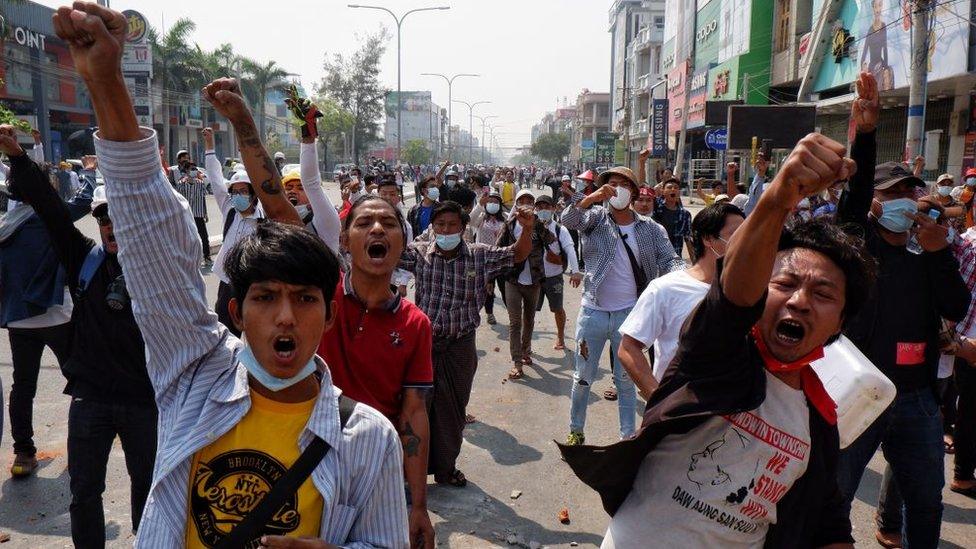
[558,507,570,524]
[510,489,522,499]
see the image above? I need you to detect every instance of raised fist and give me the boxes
[0,125,25,158]
[53,2,127,85]
[202,78,252,125]
[770,133,855,208]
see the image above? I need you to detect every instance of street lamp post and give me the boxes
[348,4,450,164]
[474,114,498,164]
[452,99,490,165]
[421,72,479,160]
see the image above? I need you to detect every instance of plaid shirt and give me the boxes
[951,228,976,337]
[168,165,208,217]
[399,240,513,337]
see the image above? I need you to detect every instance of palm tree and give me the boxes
[148,18,197,161]
[239,59,290,139]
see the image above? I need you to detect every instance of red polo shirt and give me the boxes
[318,273,433,421]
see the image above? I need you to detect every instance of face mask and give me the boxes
[349,190,364,203]
[295,204,310,218]
[967,177,976,187]
[608,186,632,210]
[877,197,918,233]
[537,210,553,223]
[231,194,252,212]
[938,186,953,197]
[237,343,317,392]
[575,179,587,192]
[446,179,457,188]
[435,232,462,251]
[426,187,440,201]
[486,202,500,215]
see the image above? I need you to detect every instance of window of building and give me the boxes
[3,45,33,98]
[44,53,61,102]
[775,0,792,53]
[654,16,665,29]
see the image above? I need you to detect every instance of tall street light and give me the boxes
[421,72,479,160]
[474,114,498,164]
[452,99,490,165]
[349,4,450,164]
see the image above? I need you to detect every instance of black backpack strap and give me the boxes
[222,208,237,239]
[215,395,358,549]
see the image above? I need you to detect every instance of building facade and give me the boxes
[571,90,611,166]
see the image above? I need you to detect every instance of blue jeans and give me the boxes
[569,305,637,439]
[837,387,944,549]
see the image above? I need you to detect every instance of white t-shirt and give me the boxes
[602,371,811,548]
[7,288,73,329]
[619,269,710,380]
[584,222,638,312]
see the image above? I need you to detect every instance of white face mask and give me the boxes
[295,204,310,218]
[426,187,440,201]
[608,186,632,210]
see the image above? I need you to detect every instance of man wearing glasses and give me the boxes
[0,125,156,548]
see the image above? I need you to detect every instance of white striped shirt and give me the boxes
[95,129,408,548]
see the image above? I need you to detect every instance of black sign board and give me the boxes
[705,100,742,126]
[726,105,817,150]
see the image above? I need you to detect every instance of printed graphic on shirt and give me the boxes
[190,449,299,547]
[895,342,926,365]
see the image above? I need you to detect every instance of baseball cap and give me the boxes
[515,189,535,204]
[274,151,286,160]
[874,161,924,190]
[535,194,555,205]
[229,170,251,185]
[713,193,731,203]
[91,185,108,217]
[731,194,749,210]
[176,149,189,158]
[560,174,571,182]
[446,169,458,177]
[937,173,954,185]
[965,167,976,178]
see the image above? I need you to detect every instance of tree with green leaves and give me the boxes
[315,29,390,164]
[402,139,432,166]
[308,95,355,169]
[240,59,291,140]
[148,18,199,160]
[531,132,571,165]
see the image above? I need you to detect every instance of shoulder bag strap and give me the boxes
[613,222,649,291]
[215,395,357,549]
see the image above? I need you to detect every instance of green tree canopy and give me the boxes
[402,139,432,166]
[530,133,571,165]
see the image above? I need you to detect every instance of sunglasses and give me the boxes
[96,215,112,227]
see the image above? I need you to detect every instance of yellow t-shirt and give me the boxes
[185,389,323,548]
[501,182,516,207]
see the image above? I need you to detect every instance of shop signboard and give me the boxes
[596,131,617,164]
[649,99,669,156]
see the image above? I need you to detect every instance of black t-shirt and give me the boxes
[446,186,476,208]
[654,205,682,247]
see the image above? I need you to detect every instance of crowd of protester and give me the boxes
[0,4,974,548]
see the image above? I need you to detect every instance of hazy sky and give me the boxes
[35,0,613,149]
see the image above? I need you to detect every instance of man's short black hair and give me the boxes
[691,202,744,262]
[224,221,341,314]
[376,177,398,190]
[778,218,877,324]
[342,194,407,237]
[431,200,469,226]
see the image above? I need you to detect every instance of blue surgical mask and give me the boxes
[231,194,252,212]
[537,210,553,223]
[574,179,587,192]
[967,177,976,187]
[938,186,952,197]
[237,343,317,392]
[295,204,310,218]
[427,187,440,201]
[486,202,500,215]
[446,179,457,188]
[878,197,918,233]
[435,232,462,250]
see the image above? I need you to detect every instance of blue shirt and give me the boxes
[418,204,434,234]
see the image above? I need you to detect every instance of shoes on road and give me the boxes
[486,314,496,325]
[874,529,903,548]
[10,452,38,478]
[566,432,585,446]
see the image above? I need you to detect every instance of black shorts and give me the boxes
[536,275,565,312]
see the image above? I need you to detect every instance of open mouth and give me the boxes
[774,319,805,346]
[107,233,116,243]
[273,336,297,359]
[367,241,388,260]
[287,195,299,206]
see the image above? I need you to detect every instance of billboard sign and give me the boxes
[705,128,728,150]
[727,105,816,150]
[596,131,617,164]
[650,99,669,156]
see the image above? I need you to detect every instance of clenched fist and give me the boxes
[53,2,127,85]
[767,133,856,210]
[203,78,252,125]
[0,125,25,158]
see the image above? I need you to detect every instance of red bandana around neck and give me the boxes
[750,326,837,425]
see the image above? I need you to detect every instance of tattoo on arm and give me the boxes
[400,421,421,457]
[260,179,281,195]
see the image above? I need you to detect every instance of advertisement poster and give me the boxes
[718,0,751,63]
[650,99,669,157]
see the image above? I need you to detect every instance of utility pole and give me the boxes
[905,0,932,160]
[672,0,696,181]
[422,73,480,160]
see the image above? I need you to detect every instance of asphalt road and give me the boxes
[0,188,973,547]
